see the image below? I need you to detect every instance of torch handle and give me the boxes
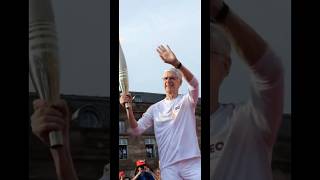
[125,103,131,121]
[49,130,63,148]
[125,102,131,109]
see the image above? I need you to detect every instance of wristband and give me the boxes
[175,62,182,69]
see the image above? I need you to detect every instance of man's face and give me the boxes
[162,71,181,94]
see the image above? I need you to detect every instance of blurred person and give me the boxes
[132,160,155,180]
[210,0,284,180]
[119,170,126,180]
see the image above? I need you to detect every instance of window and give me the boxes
[119,121,126,134]
[119,138,128,160]
[78,110,100,128]
[134,95,142,102]
[145,138,156,158]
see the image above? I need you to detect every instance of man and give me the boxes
[120,45,201,179]
[210,0,284,180]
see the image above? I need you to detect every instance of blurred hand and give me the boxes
[156,45,179,67]
[31,99,71,146]
[136,169,142,175]
[119,93,133,108]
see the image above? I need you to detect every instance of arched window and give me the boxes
[134,95,142,102]
[79,110,100,128]
[73,105,102,128]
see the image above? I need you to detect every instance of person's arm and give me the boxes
[156,45,199,104]
[120,94,154,135]
[31,99,78,180]
[248,50,284,145]
[212,0,284,144]
[120,94,138,129]
[50,147,78,180]
[211,0,267,66]
[179,63,199,105]
[131,171,141,180]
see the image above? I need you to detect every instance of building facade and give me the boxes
[29,93,110,180]
[29,92,290,179]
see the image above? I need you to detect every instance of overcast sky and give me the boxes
[120,0,201,96]
[29,0,290,113]
[221,0,291,113]
[29,0,110,97]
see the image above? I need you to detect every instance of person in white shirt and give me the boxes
[210,0,284,180]
[120,45,201,180]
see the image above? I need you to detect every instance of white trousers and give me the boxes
[161,157,201,180]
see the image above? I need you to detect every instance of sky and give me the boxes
[29,0,290,113]
[29,0,110,97]
[119,0,201,96]
[220,0,291,113]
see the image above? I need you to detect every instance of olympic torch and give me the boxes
[119,42,131,111]
[29,0,63,148]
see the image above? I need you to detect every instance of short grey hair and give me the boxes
[163,68,182,82]
[210,22,231,55]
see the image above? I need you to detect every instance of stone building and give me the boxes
[29,92,110,180]
[29,92,290,179]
